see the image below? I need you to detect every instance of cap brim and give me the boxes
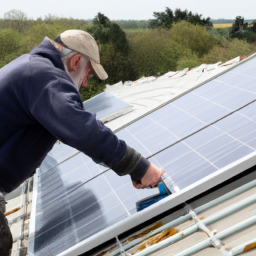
[90,59,108,80]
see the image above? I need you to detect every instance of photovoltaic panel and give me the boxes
[83,91,133,121]
[115,59,256,159]
[29,56,256,256]
[39,143,78,174]
[149,108,256,189]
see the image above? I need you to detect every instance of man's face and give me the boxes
[63,53,95,90]
[79,60,94,88]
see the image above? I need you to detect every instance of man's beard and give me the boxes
[62,55,88,90]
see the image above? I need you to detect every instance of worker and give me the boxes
[0,30,165,255]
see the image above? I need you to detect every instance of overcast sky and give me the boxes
[1,0,255,20]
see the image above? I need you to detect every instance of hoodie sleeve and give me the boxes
[28,76,149,181]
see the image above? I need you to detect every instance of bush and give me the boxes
[21,23,62,53]
[160,40,198,71]
[128,29,171,76]
[208,27,231,41]
[200,38,250,64]
[0,28,22,67]
[170,21,215,57]
[79,76,106,101]
[231,30,256,43]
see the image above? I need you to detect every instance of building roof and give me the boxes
[6,54,256,256]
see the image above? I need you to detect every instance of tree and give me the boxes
[0,29,22,68]
[88,13,130,54]
[3,9,30,32]
[251,20,256,33]
[149,7,174,30]
[170,21,215,57]
[80,13,136,100]
[230,16,256,43]
[149,7,213,30]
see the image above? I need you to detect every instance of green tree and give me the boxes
[230,16,256,43]
[0,28,22,67]
[129,29,171,76]
[170,21,215,57]
[149,7,212,30]
[149,7,174,29]
[88,13,130,54]
[3,9,30,32]
[80,13,136,101]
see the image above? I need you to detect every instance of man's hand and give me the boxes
[132,163,165,189]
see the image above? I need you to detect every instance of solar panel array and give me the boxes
[29,56,256,256]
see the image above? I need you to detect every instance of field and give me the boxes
[213,23,233,28]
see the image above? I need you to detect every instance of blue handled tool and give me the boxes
[136,173,173,212]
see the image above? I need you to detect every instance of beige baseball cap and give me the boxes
[54,30,108,80]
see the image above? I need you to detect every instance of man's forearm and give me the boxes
[112,146,150,182]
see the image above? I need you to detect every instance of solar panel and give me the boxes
[83,91,133,122]
[29,56,256,256]
[115,60,256,159]
[39,143,78,175]
[149,112,255,189]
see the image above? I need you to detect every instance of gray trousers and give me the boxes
[0,191,6,213]
[0,190,12,256]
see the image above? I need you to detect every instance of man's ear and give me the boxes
[67,54,81,72]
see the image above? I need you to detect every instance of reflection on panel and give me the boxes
[83,91,132,121]
[37,154,108,212]
[39,143,78,174]
[30,175,130,256]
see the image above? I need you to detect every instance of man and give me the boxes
[0,30,164,255]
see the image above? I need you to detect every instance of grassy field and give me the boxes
[213,23,233,28]
[124,28,149,33]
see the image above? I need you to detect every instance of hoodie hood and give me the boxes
[30,39,65,71]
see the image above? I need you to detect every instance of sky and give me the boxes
[0,0,255,20]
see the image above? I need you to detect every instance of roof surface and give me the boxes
[5,55,255,256]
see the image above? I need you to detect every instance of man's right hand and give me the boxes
[132,163,165,189]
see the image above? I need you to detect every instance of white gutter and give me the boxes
[107,178,256,256]
[174,215,256,256]
[56,151,256,256]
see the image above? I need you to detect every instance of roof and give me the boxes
[5,54,256,256]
